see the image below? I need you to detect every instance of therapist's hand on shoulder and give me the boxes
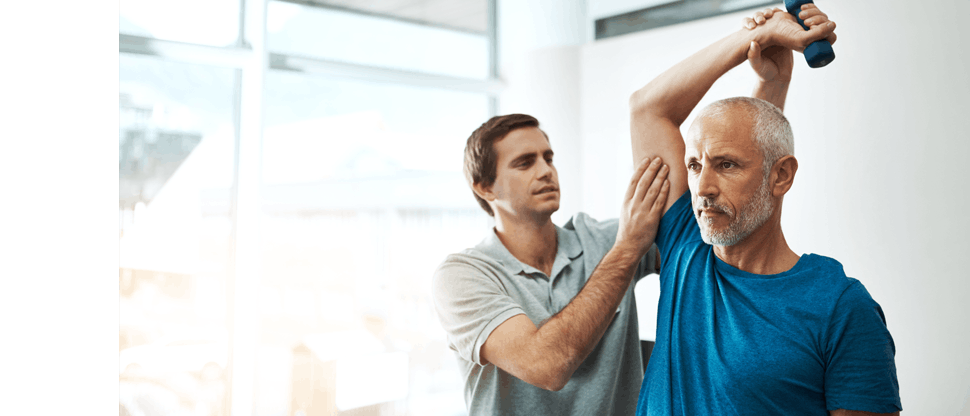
[616,156,670,258]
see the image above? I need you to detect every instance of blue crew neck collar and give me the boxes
[712,252,814,279]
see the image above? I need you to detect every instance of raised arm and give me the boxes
[629,9,836,214]
[481,157,669,391]
[746,5,838,111]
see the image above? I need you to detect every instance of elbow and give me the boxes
[541,366,572,391]
[544,381,568,392]
[533,371,570,392]
[629,89,648,116]
[629,83,661,117]
[511,333,582,391]
[527,355,576,391]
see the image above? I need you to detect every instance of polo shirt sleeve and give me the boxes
[431,255,526,366]
[568,213,659,282]
[823,279,902,413]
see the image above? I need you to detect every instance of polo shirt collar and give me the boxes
[476,225,583,278]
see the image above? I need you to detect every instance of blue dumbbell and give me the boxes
[785,0,835,68]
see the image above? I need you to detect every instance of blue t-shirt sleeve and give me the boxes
[823,279,902,412]
[656,190,697,260]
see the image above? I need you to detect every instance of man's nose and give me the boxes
[537,159,554,180]
[696,166,718,198]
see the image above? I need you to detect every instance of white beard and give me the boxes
[694,178,773,246]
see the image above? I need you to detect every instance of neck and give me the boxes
[493,212,558,276]
[712,215,799,275]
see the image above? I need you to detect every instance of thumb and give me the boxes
[748,41,762,66]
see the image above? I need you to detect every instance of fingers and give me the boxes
[625,158,653,201]
[799,4,836,45]
[633,157,664,203]
[799,6,829,27]
[744,7,776,29]
[642,164,669,211]
[753,10,766,25]
[652,179,670,213]
[801,20,836,46]
[745,7,799,30]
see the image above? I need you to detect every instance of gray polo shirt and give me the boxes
[432,213,659,416]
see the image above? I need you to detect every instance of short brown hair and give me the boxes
[463,114,546,216]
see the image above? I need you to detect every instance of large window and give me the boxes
[267,1,488,79]
[119,55,236,416]
[120,1,495,415]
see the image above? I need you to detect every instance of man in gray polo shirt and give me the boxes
[432,113,670,415]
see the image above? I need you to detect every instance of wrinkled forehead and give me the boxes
[685,110,759,156]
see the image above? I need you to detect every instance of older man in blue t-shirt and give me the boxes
[629,6,900,416]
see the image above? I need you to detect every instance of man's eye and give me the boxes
[721,161,735,169]
[687,162,700,171]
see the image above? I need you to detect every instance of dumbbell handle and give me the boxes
[785,0,835,68]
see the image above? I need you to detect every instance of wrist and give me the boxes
[753,78,789,111]
[738,26,767,50]
[611,239,648,262]
[758,75,791,86]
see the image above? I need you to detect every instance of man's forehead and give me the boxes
[686,113,757,156]
[495,127,552,159]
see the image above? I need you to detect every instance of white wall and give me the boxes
[497,0,587,226]
[579,1,970,414]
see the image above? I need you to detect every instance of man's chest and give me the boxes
[504,260,590,322]
[655,260,831,407]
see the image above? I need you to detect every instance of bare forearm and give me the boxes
[530,244,642,389]
[753,79,790,112]
[630,28,757,126]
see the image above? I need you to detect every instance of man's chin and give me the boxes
[537,201,560,216]
[699,225,738,247]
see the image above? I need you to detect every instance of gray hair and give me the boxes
[697,97,794,179]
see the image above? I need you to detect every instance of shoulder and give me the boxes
[833,278,883,321]
[799,254,855,290]
[562,212,618,249]
[431,250,513,306]
[433,250,504,284]
[802,254,889,331]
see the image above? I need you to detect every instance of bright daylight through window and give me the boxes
[120,1,495,415]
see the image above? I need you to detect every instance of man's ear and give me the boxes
[472,181,496,203]
[770,155,798,198]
